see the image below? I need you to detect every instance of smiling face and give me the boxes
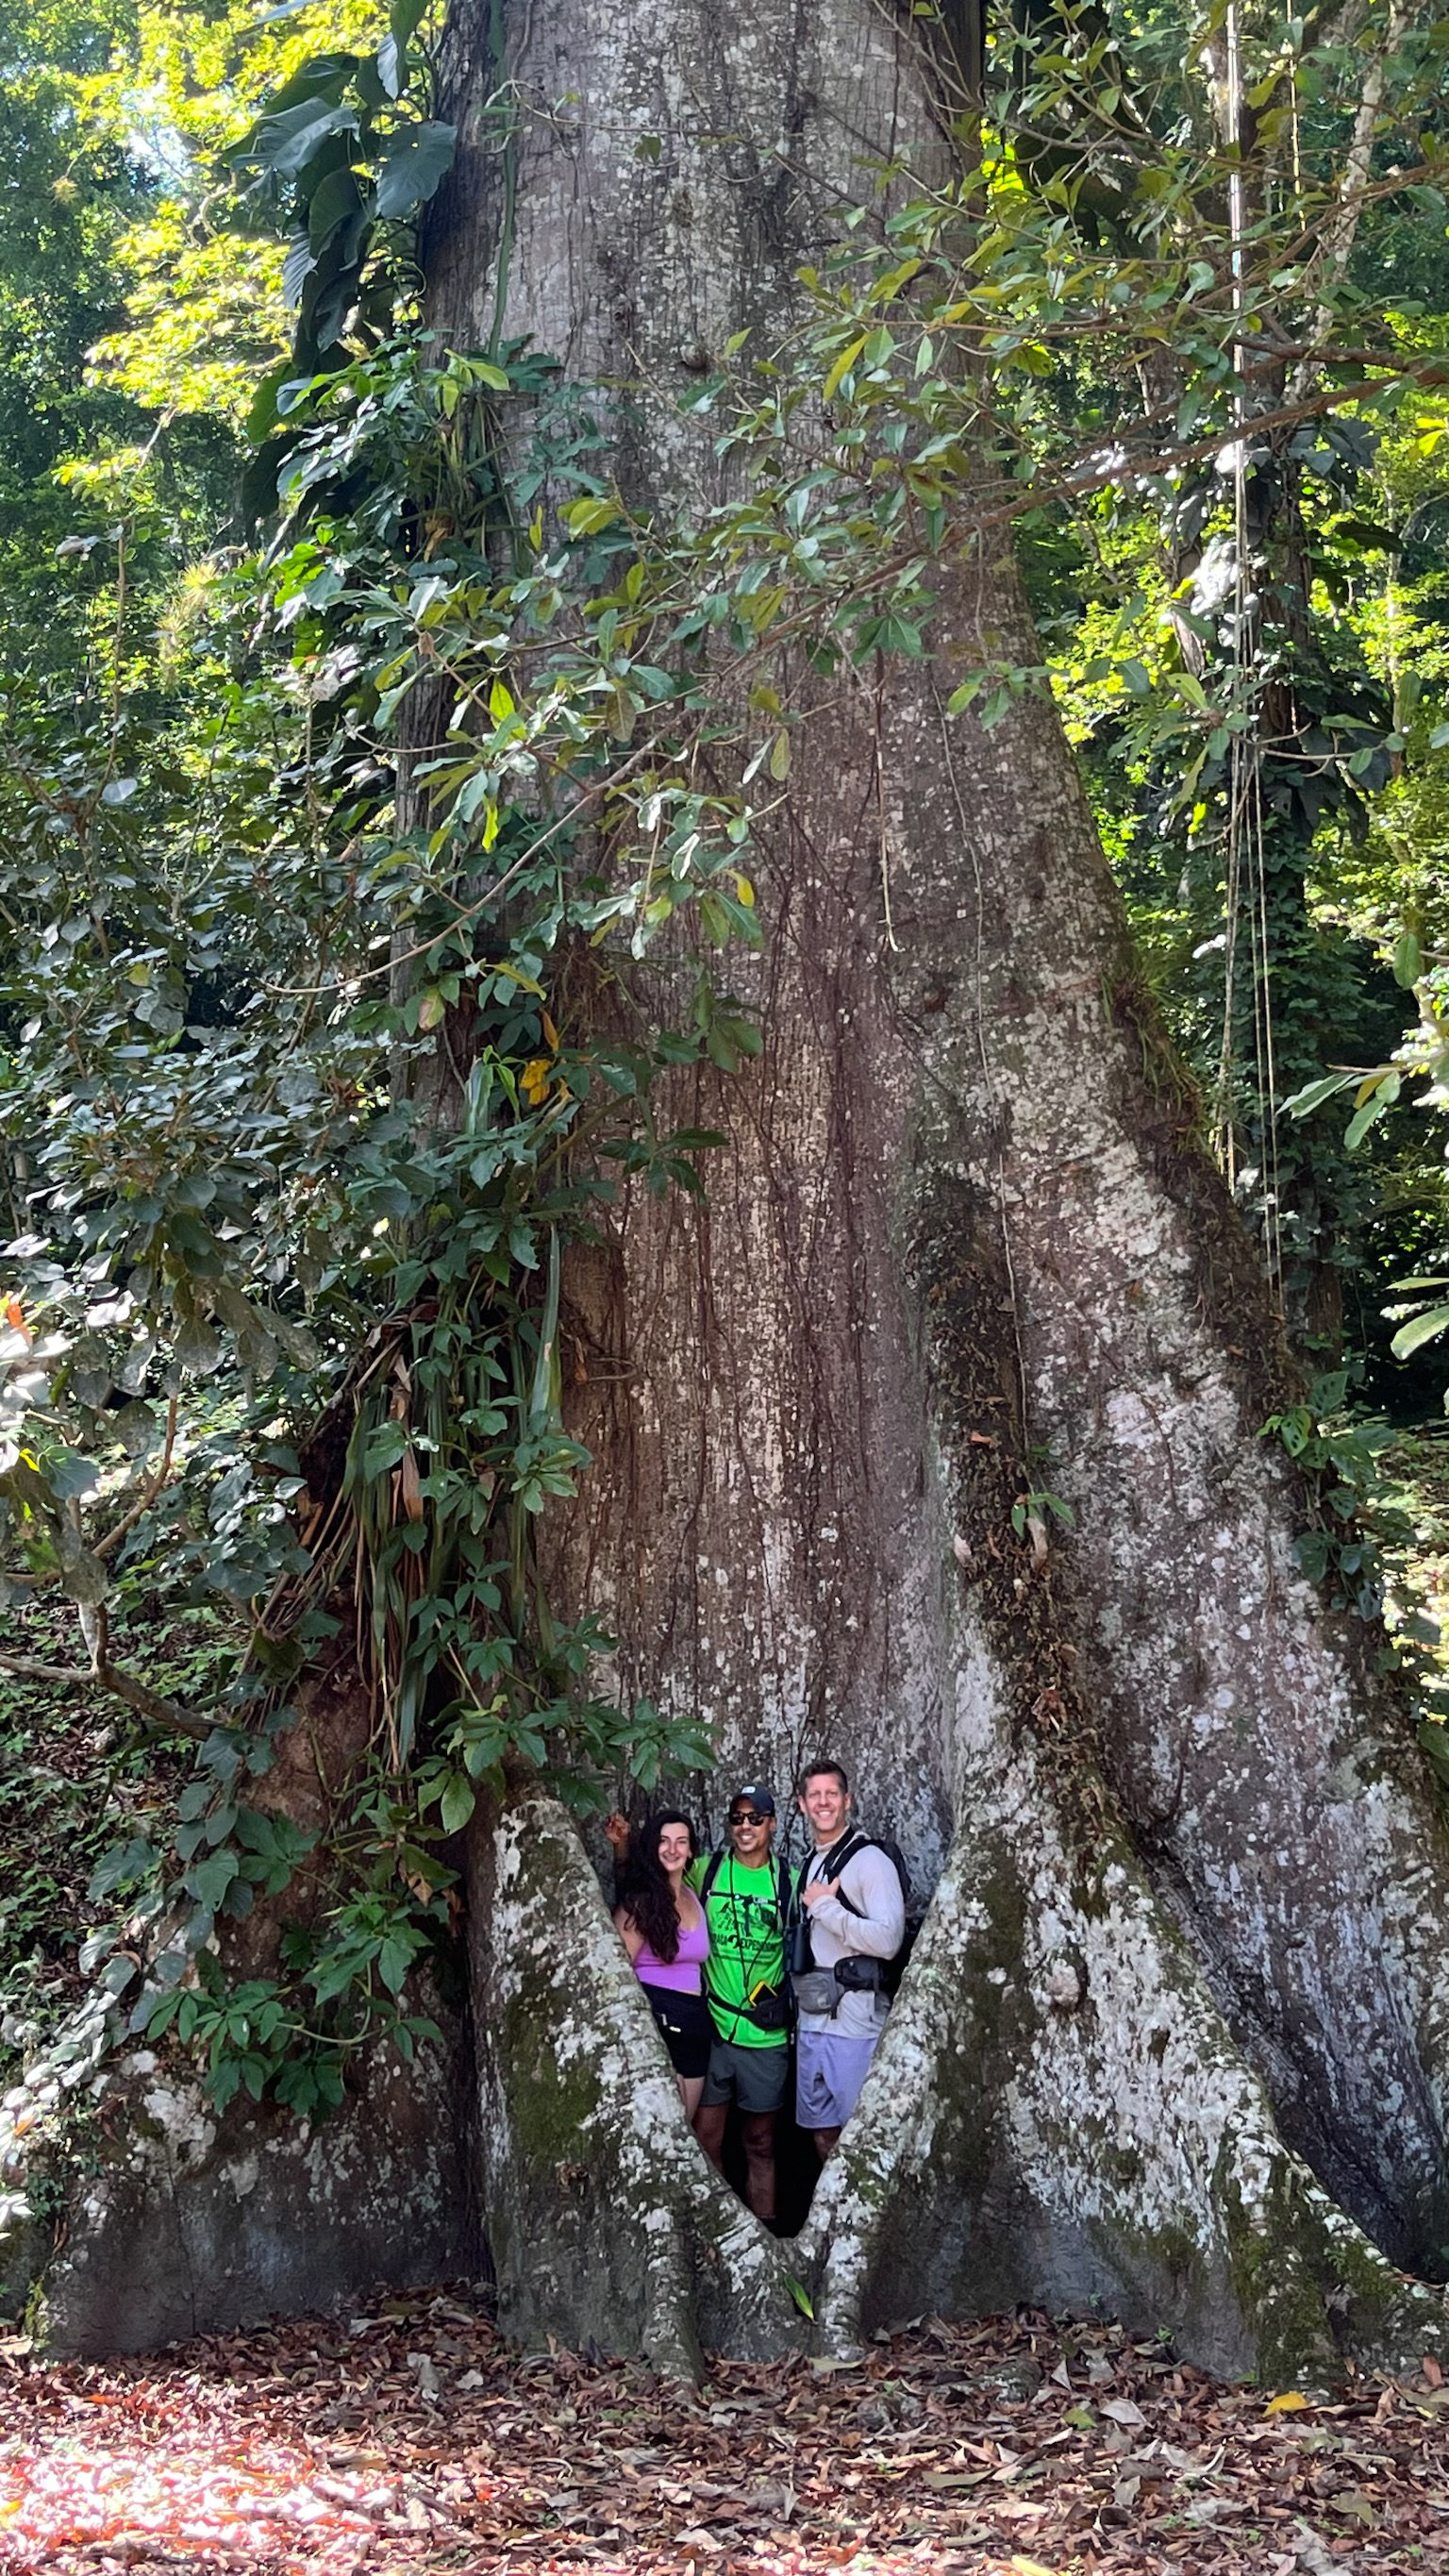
[656,1820,692,1878]
[727,1803,774,1864]
[800,1768,850,1848]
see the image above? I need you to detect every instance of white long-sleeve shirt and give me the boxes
[797,1838,905,2037]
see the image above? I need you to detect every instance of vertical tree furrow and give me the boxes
[872,588,1449,2265]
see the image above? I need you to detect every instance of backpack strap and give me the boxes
[700,1845,791,1925]
[812,1832,914,1920]
[803,1830,871,1914]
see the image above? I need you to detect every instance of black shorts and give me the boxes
[639,1981,712,2079]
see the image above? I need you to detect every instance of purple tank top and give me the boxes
[634,1909,708,1995]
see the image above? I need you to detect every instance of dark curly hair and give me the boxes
[615,1809,699,1965]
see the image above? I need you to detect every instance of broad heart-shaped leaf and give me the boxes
[253,98,359,180]
[374,121,456,221]
[245,356,299,443]
[241,435,291,527]
[245,49,358,120]
[46,1447,99,1500]
[174,1315,223,1377]
[186,1848,241,1913]
[112,1399,158,1459]
[303,258,364,358]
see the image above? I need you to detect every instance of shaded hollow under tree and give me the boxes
[22,0,1449,2378]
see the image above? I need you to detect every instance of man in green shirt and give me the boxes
[689,1784,790,2225]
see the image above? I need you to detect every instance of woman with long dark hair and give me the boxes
[611,1810,711,2116]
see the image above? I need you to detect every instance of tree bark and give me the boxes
[427,0,1449,2376]
[11,0,1449,2376]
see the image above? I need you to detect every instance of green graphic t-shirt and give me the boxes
[687,1851,787,2050]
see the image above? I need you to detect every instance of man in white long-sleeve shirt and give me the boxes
[793,1759,906,2159]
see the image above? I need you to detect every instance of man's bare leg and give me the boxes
[741,2112,777,2223]
[812,2124,842,2162]
[693,2100,727,2169]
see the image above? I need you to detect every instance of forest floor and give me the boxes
[3,2286,1449,2575]
[5,1447,1449,2572]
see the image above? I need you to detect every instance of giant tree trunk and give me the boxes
[14,0,1449,2376]
[427,0,1449,2379]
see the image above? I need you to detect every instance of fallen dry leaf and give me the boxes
[0,2291,1443,2574]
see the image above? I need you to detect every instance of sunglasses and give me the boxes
[728,1809,765,1826]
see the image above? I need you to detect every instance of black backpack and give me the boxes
[794,1831,921,1997]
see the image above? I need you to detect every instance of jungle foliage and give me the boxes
[1,0,1448,2142]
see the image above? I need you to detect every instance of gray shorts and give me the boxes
[796,2027,879,2131]
[701,2035,789,2114]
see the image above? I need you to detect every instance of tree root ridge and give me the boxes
[455,1758,1449,2384]
[465,1788,806,2375]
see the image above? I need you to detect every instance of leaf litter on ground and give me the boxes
[2,2288,1447,2573]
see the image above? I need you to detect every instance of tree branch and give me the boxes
[94,1393,180,1562]
[0,1647,213,1739]
[1290,0,1408,404]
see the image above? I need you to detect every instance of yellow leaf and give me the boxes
[489,677,515,721]
[733,875,755,908]
[768,729,791,780]
[1010,2559,1063,2576]
[823,332,867,401]
[541,1010,559,1050]
[1264,2390,1310,2414]
[521,1058,551,1104]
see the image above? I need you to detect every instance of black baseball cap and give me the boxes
[728,1783,776,1817]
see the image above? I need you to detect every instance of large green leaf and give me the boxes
[1281,1071,1357,1118]
[1390,1305,1449,1362]
[374,121,456,222]
[254,99,359,180]
[308,165,365,257]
